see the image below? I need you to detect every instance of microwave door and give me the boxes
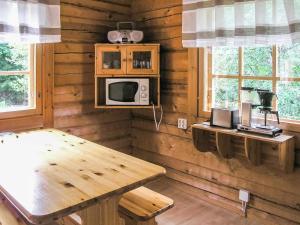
[108,82,139,105]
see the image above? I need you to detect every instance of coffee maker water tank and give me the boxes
[241,102,252,127]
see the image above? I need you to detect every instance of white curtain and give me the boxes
[0,0,61,43]
[182,0,300,47]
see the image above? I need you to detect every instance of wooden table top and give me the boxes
[0,129,165,225]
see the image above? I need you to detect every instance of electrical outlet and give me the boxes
[239,189,250,202]
[178,118,187,130]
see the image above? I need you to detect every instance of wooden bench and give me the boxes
[0,200,27,225]
[0,198,59,225]
[66,187,174,225]
[119,187,174,225]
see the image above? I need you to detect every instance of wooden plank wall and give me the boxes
[130,1,300,224]
[53,0,132,151]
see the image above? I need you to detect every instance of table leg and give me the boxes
[79,196,123,225]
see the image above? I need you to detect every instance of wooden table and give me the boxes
[0,129,165,225]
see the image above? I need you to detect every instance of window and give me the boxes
[0,43,41,119]
[199,44,300,122]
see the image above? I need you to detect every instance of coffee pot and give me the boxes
[256,90,279,126]
[257,90,276,110]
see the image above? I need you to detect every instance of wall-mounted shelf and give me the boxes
[192,123,295,173]
[95,43,160,76]
[94,43,160,109]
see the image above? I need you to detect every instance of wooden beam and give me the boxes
[187,48,198,123]
[42,44,54,128]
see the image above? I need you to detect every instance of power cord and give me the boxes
[242,201,248,215]
[152,103,163,131]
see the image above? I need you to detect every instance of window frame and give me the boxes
[0,44,54,131]
[188,47,300,131]
[0,44,42,119]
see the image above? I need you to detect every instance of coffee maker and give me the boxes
[237,87,282,137]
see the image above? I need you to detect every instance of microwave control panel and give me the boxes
[139,79,149,105]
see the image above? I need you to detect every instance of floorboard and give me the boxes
[146,178,261,225]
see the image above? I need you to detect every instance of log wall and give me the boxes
[130,1,300,224]
[53,0,132,151]
[52,1,300,223]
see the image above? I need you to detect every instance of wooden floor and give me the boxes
[146,178,261,225]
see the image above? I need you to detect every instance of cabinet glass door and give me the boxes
[96,46,126,75]
[127,45,159,75]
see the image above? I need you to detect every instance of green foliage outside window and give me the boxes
[213,47,239,75]
[277,81,300,120]
[212,78,239,109]
[278,44,300,77]
[0,44,30,111]
[244,47,272,76]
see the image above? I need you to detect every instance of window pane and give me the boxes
[278,43,300,78]
[0,75,30,112]
[277,81,300,120]
[212,78,239,109]
[102,52,121,69]
[0,43,30,71]
[243,80,272,90]
[133,51,152,69]
[244,47,272,76]
[212,47,239,75]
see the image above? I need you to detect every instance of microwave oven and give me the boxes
[105,78,149,105]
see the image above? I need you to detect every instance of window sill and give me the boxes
[0,108,42,120]
[0,114,44,131]
[256,117,300,133]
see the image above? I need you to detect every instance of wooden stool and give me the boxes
[0,199,60,225]
[119,187,174,225]
[65,187,174,225]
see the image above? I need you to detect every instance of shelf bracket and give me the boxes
[192,128,211,152]
[278,138,295,173]
[215,132,233,159]
[244,138,261,166]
